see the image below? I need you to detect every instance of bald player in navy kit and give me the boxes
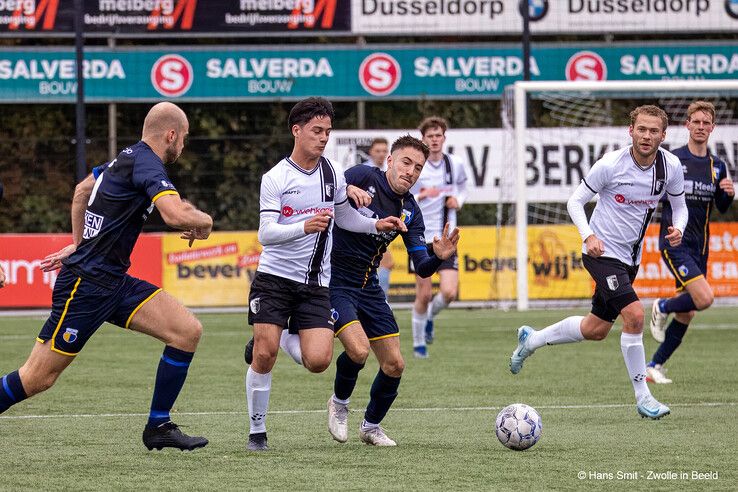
[0,102,213,451]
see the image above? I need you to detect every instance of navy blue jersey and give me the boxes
[331,165,440,288]
[63,141,179,288]
[660,146,733,256]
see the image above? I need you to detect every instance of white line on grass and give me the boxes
[1,401,735,420]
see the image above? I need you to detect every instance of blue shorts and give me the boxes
[37,267,160,356]
[331,283,399,341]
[661,246,707,292]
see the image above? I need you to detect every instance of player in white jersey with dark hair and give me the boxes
[410,116,468,358]
[245,97,405,451]
[509,105,688,420]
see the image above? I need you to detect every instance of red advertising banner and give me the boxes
[636,223,738,299]
[0,234,162,308]
[0,0,351,36]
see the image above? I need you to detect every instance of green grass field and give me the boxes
[1,307,736,491]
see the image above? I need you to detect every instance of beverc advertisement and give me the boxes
[0,234,162,308]
[161,231,262,307]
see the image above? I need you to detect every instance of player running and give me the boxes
[509,105,687,420]
[327,135,460,446]
[647,101,734,383]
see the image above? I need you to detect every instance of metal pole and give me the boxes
[108,37,117,161]
[521,0,531,81]
[514,82,529,311]
[74,0,86,182]
[356,35,366,129]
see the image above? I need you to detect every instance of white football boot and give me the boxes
[327,397,349,443]
[359,424,397,446]
[646,364,672,384]
[650,299,669,343]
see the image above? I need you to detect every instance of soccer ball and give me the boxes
[495,403,542,451]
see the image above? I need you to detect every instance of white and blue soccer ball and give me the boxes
[495,403,542,451]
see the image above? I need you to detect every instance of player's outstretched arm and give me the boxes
[156,195,213,242]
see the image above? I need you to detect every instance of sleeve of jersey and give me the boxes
[403,209,442,278]
[454,158,469,208]
[665,164,687,233]
[334,166,349,205]
[132,158,179,202]
[258,173,306,246]
[714,160,734,213]
[333,199,378,234]
[567,181,597,242]
[92,164,105,179]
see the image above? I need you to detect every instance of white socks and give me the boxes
[527,316,585,350]
[279,331,303,365]
[427,292,448,320]
[620,332,650,401]
[411,308,427,348]
[246,367,272,434]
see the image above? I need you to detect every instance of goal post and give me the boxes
[510,80,738,311]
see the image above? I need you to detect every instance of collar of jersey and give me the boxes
[286,156,321,175]
[629,147,657,172]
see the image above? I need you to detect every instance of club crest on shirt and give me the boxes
[606,275,619,291]
[83,210,104,239]
[325,184,334,200]
[654,178,665,195]
[62,328,78,343]
[678,265,689,277]
[250,297,260,314]
[400,209,412,224]
[367,186,376,198]
[329,308,339,326]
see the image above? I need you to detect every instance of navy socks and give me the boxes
[147,346,194,428]
[0,370,28,414]
[334,351,365,401]
[364,369,401,425]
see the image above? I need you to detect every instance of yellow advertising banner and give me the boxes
[159,224,738,307]
[385,225,591,302]
[161,232,262,307]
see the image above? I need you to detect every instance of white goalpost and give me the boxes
[509,80,738,311]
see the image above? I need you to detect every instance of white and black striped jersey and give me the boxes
[581,147,685,266]
[411,153,468,243]
[257,156,347,287]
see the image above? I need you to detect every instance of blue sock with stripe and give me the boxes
[364,369,401,425]
[661,293,697,314]
[147,346,194,428]
[1,371,28,414]
[650,319,690,366]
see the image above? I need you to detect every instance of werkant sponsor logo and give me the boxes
[283,205,333,216]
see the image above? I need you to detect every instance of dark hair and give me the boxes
[370,137,388,148]
[288,97,335,129]
[418,116,448,136]
[391,134,430,160]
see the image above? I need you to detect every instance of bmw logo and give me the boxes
[519,0,549,21]
[727,0,738,19]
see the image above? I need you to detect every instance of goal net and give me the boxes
[500,80,738,310]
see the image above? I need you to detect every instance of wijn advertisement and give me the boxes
[0,43,736,102]
[0,0,350,36]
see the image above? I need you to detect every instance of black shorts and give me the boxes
[330,283,399,341]
[661,246,707,292]
[408,243,458,273]
[248,271,333,330]
[37,267,160,356]
[582,255,640,323]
